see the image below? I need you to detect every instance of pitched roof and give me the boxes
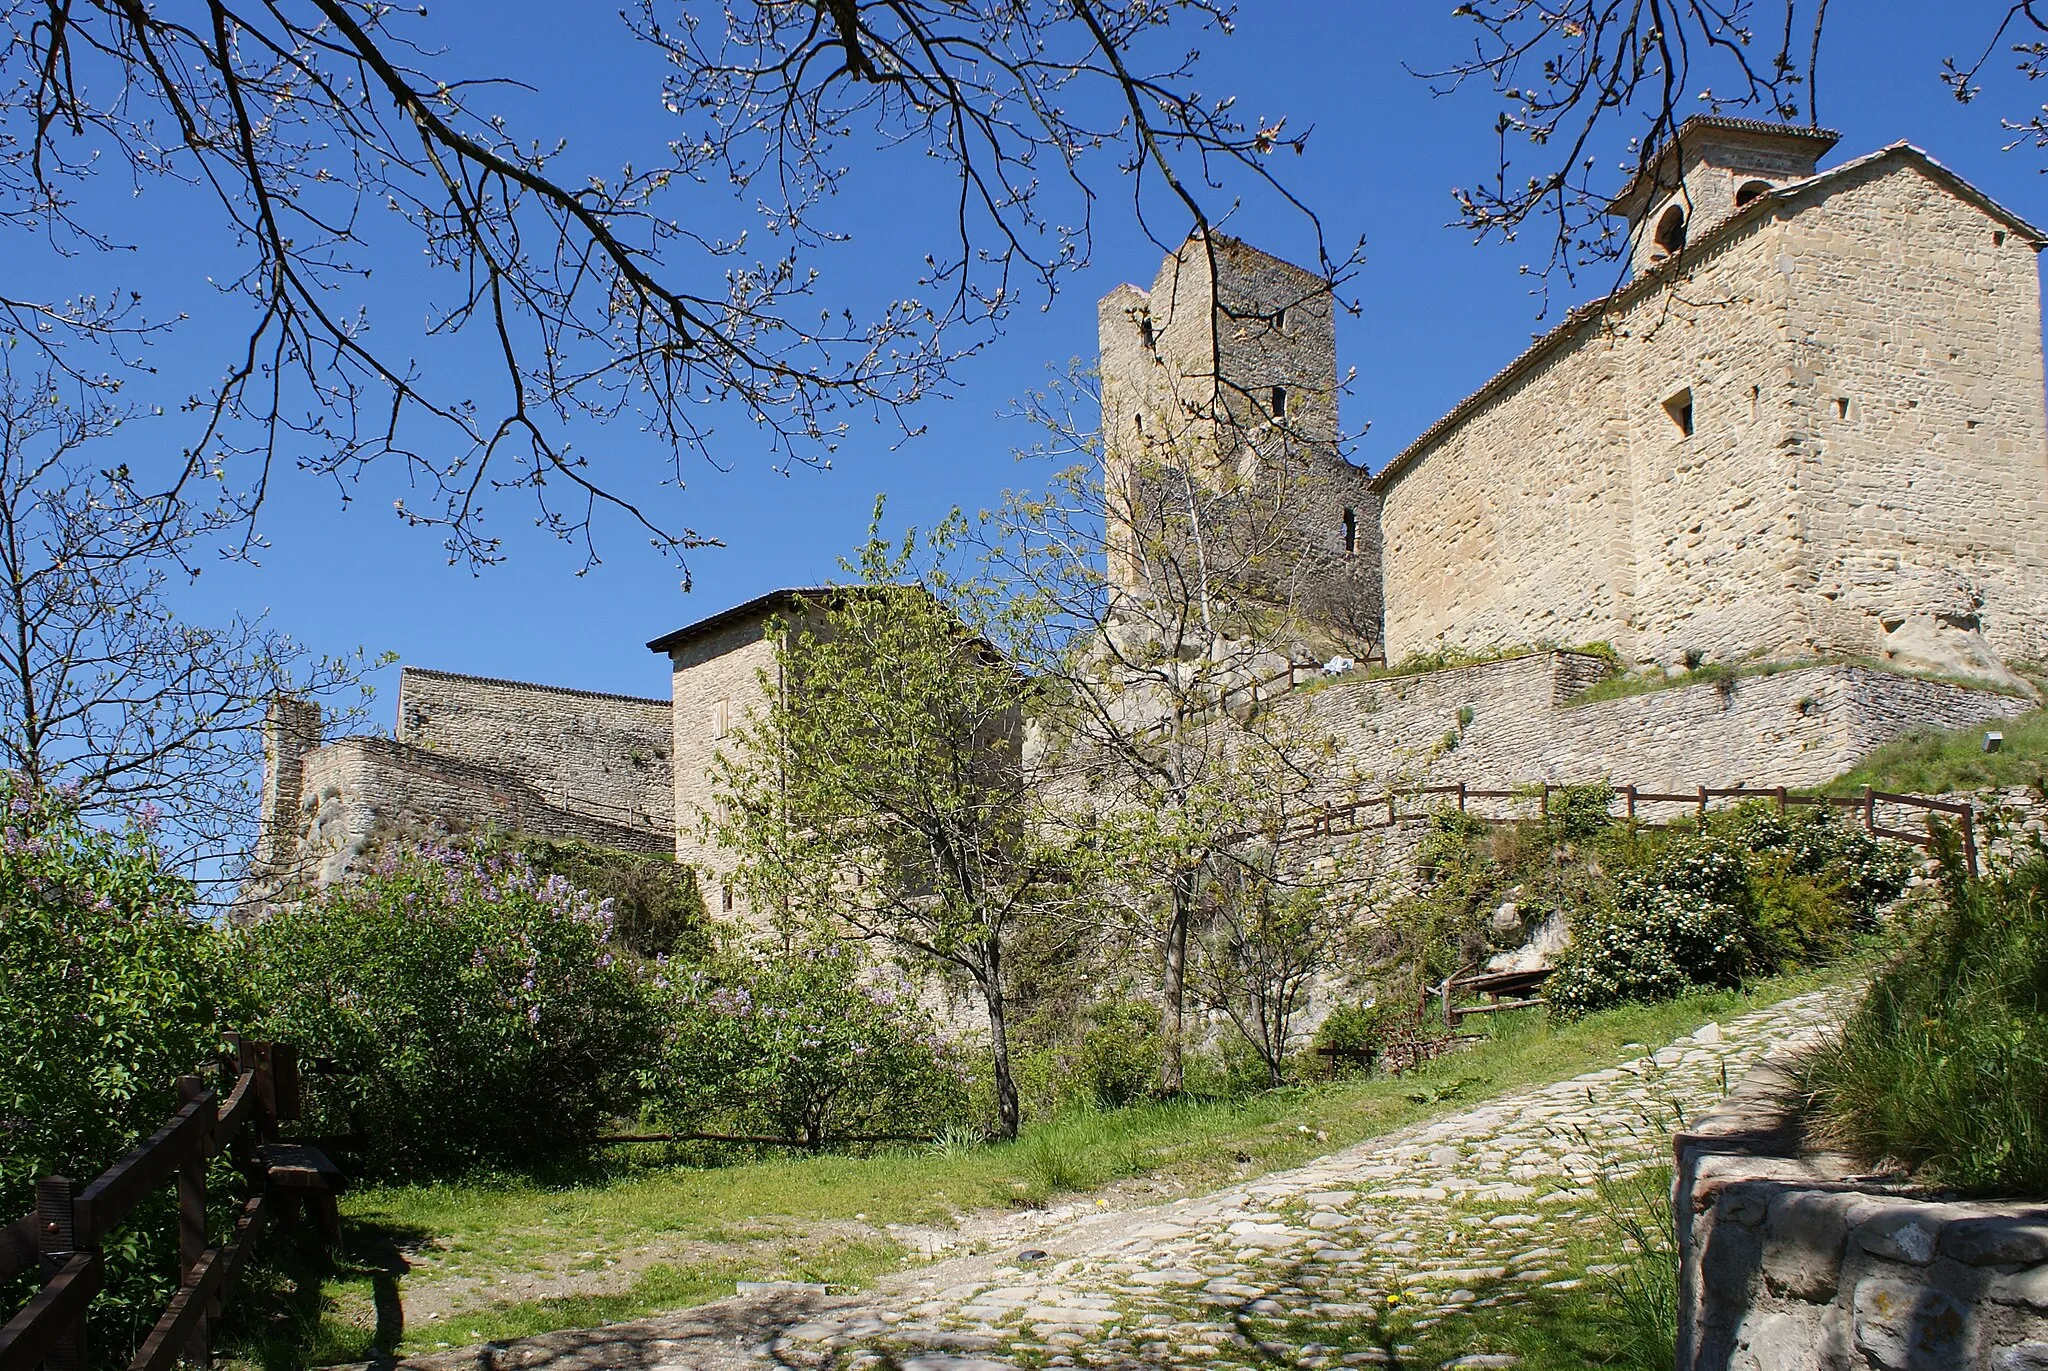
[1372,142,2047,495]
[401,665,670,708]
[645,587,843,655]
[1607,115,1842,216]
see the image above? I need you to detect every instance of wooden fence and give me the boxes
[0,1036,315,1371]
[1289,781,1981,876]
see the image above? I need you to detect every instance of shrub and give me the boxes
[0,783,229,1365]
[0,787,227,1203]
[511,835,708,959]
[1805,849,2048,1194]
[641,945,969,1147]
[1703,802,1914,919]
[1073,994,1160,1108]
[243,840,651,1174]
[1315,999,1414,1056]
[1548,835,1754,1016]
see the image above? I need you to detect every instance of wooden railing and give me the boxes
[0,1036,309,1371]
[1289,781,1981,876]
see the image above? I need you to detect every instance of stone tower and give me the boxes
[1608,117,1841,276]
[1096,233,1382,651]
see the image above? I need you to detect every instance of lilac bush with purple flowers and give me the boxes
[642,944,969,1148]
[243,839,651,1173]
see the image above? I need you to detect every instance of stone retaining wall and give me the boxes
[1676,1054,2048,1369]
[1281,651,2032,800]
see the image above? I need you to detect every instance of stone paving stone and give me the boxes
[374,991,1841,1371]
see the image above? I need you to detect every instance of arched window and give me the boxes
[1735,179,1771,208]
[1653,203,1688,258]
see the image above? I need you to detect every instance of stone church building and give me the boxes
[253,118,2048,891]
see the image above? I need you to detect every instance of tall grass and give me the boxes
[1805,852,2048,1194]
[1592,1166,1678,1365]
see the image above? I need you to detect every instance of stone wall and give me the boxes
[397,667,672,830]
[260,735,671,894]
[1278,652,2032,801]
[1677,1052,2048,1370]
[1377,146,2048,673]
[662,612,782,912]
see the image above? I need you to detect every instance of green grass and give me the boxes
[217,968,1840,1371]
[1805,857,2048,1195]
[1826,706,2048,796]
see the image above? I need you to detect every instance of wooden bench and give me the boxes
[1424,965,1553,1027]
[256,1144,344,1248]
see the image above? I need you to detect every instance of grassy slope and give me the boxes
[222,968,1841,1370]
[1824,706,2048,796]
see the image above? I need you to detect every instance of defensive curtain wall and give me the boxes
[250,669,673,900]
[1375,132,2048,676]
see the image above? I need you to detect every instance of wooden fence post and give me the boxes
[37,1176,84,1371]
[1624,784,1637,822]
[1539,784,1549,820]
[1774,786,1788,814]
[1863,786,1877,835]
[1456,781,1467,813]
[1697,785,1709,819]
[177,1074,212,1367]
[1963,807,1981,880]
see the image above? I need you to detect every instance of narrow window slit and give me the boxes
[1663,387,1695,437]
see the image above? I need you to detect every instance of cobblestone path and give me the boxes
[393,990,1844,1371]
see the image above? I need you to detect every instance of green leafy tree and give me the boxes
[984,374,1369,1093]
[708,507,1058,1138]
[0,780,230,1366]
[243,838,651,1173]
[642,942,968,1148]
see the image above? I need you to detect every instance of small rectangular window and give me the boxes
[1663,387,1695,437]
[720,883,734,913]
[1342,507,1358,555]
[1835,396,1851,420]
[709,698,730,739]
[1274,307,1288,332]
[1271,386,1288,418]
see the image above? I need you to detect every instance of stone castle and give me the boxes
[254,118,2048,895]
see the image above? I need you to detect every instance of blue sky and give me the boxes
[120,5,2048,717]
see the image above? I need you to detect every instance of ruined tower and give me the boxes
[1096,233,1383,652]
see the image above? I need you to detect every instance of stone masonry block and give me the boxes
[1852,1277,1971,1370]
[1944,1216,2048,1268]
[1764,1190,1858,1302]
